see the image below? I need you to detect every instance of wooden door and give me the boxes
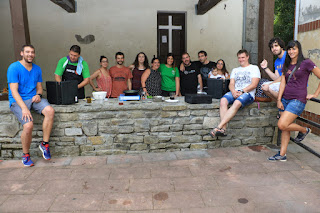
[157,12,186,65]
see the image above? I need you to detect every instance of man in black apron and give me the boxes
[54,45,90,99]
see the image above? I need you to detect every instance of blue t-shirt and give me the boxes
[274,51,286,76]
[7,61,43,106]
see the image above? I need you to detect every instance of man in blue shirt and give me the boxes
[260,37,286,101]
[7,45,55,166]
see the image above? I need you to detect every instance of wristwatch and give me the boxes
[37,94,42,98]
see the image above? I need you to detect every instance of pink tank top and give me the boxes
[96,69,112,98]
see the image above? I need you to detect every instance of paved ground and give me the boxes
[0,134,319,213]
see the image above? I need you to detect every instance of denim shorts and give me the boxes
[279,98,306,116]
[10,98,50,125]
[222,91,254,108]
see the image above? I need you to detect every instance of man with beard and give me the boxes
[54,45,90,99]
[260,38,287,101]
[209,49,260,137]
[180,52,203,96]
[7,45,55,166]
[109,52,132,97]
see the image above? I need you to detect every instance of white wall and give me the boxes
[0,0,243,95]
[299,0,320,24]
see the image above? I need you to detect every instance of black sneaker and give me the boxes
[294,127,311,143]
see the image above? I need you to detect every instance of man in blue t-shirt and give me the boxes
[260,37,286,101]
[7,45,55,167]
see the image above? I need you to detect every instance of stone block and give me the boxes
[252,128,266,137]
[203,117,219,129]
[162,105,187,111]
[0,123,20,137]
[88,136,104,145]
[188,104,217,110]
[207,110,219,117]
[144,111,160,118]
[256,137,272,143]
[228,120,245,129]
[208,141,221,148]
[114,134,143,143]
[265,127,274,137]
[80,145,94,152]
[13,150,23,158]
[115,111,131,119]
[150,143,167,149]
[161,111,177,118]
[96,150,114,156]
[113,143,130,150]
[178,110,191,117]
[82,121,98,136]
[144,136,159,144]
[50,128,64,137]
[151,125,170,132]
[190,110,208,116]
[203,135,217,141]
[242,137,257,145]
[190,117,204,124]
[1,150,13,158]
[53,146,80,156]
[1,143,23,149]
[158,135,171,142]
[0,114,14,123]
[80,151,97,156]
[65,128,83,136]
[249,108,260,116]
[157,119,173,125]
[75,136,87,145]
[0,138,13,143]
[190,143,208,150]
[166,143,190,149]
[55,122,82,129]
[171,135,201,143]
[119,126,135,134]
[173,118,191,125]
[60,137,75,142]
[58,113,78,122]
[99,126,119,134]
[183,124,203,130]
[169,124,183,131]
[101,134,114,146]
[78,112,115,120]
[130,143,148,151]
[183,131,197,135]
[93,145,113,150]
[246,117,269,127]
[111,118,135,126]
[221,139,241,147]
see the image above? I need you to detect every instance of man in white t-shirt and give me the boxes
[209,49,261,137]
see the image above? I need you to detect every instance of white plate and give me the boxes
[165,99,179,103]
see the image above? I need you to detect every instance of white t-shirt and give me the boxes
[230,64,261,98]
[208,72,225,79]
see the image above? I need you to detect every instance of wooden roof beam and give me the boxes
[50,0,76,13]
[196,0,222,15]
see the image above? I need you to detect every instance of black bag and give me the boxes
[255,78,272,102]
[46,80,78,105]
[185,94,212,104]
[207,79,230,99]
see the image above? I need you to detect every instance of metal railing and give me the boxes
[277,97,320,158]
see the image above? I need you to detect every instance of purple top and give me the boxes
[283,59,316,104]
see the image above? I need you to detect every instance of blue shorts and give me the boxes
[222,91,254,108]
[279,98,305,116]
[10,98,51,126]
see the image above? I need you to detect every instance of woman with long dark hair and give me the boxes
[268,40,320,161]
[159,53,180,96]
[216,59,230,79]
[131,52,149,91]
[89,56,112,97]
[141,57,162,96]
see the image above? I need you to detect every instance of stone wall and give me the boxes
[0,97,278,159]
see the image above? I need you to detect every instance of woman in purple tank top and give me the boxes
[268,40,320,162]
[129,52,149,91]
[89,56,112,98]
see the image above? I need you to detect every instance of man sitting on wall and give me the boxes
[54,45,90,99]
[179,52,203,96]
[260,37,286,101]
[7,44,55,166]
[209,49,260,137]
[109,52,132,98]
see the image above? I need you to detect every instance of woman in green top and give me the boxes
[159,53,180,97]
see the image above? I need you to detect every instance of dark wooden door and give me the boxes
[157,12,186,65]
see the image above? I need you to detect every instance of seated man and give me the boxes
[180,52,203,95]
[260,37,286,101]
[210,49,260,136]
[54,45,90,99]
[7,45,55,166]
[109,52,132,97]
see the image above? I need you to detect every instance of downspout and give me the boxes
[294,0,300,40]
[242,0,247,48]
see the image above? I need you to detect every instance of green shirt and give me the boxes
[54,57,90,79]
[159,64,180,91]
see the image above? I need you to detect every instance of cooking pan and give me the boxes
[123,90,139,96]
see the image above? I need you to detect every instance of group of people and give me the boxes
[209,38,320,162]
[6,37,320,166]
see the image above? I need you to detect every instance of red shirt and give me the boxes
[109,66,133,97]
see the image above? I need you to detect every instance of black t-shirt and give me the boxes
[180,62,200,95]
[194,61,216,89]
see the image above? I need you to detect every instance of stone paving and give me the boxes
[0,134,319,213]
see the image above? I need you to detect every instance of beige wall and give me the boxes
[298,28,320,114]
[0,0,243,96]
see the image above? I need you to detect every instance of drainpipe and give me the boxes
[294,0,300,40]
[242,0,247,48]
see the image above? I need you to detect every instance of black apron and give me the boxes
[62,63,85,99]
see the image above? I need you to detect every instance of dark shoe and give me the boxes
[268,151,287,162]
[294,128,311,143]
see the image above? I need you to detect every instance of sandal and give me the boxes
[216,128,227,136]
[209,127,220,138]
